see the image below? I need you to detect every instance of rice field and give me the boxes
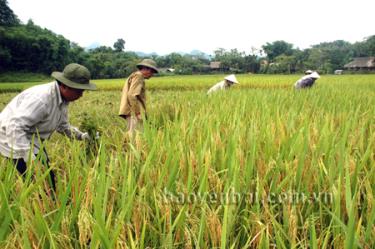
[0,74,375,248]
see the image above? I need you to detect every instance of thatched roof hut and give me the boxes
[344,57,375,70]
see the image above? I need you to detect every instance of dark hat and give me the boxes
[136,59,159,73]
[51,63,96,90]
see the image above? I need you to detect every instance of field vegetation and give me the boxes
[0,74,374,248]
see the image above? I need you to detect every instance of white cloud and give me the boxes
[8,0,375,55]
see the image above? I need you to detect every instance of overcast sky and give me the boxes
[8,0,375,55]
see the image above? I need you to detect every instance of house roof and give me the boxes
[344,57,375,68]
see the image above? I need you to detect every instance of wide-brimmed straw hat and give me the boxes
[224,74,239,84]
[136,59,159,73]
[51,63,96,90]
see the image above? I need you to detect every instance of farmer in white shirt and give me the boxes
[207,74,239,94]
[0,63,96,192]
[294,71,320,89]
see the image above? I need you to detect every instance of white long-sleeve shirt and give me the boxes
[0,81,85,159]
[207,80,230,94]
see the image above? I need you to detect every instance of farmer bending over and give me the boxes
[294,71,320,89]
[207,74,239,94]
[0,63,96,192]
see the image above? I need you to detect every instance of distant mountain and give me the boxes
[84,47,212,59]
[189,50,212,59]
[134,51,159,57]
[133,50,212,58]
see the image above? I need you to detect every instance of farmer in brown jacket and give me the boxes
[119,59,159,136]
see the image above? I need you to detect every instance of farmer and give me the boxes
[119,58,159,136]
[0,63,96,192]
[207,74,239,94]
[294,71,320,89]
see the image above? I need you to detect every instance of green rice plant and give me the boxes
[79,112,101,158]
[1,74,375,248]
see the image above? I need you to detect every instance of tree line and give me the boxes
[1,0,374,79]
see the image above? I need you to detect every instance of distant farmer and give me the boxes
[119,58,159,136]
[207,74,239,94]
[0,63,97,192]
[294,71,320,89]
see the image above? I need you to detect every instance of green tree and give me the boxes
[158,53,183,67]
[243,54,260,73]
[292,49,310,73]
[68,42,88,65]
[113,38,125,52]
[307,40,353,73]
[0,27,11,70]
[366,35,375,56]
[272,54,298,74]
[0,20,72,73]
[214,48,246,72]
[351,35,375,57]
[262,40,294,61]
[84,46,140,78]
[214,48,261,73]
[0,0,20,26]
